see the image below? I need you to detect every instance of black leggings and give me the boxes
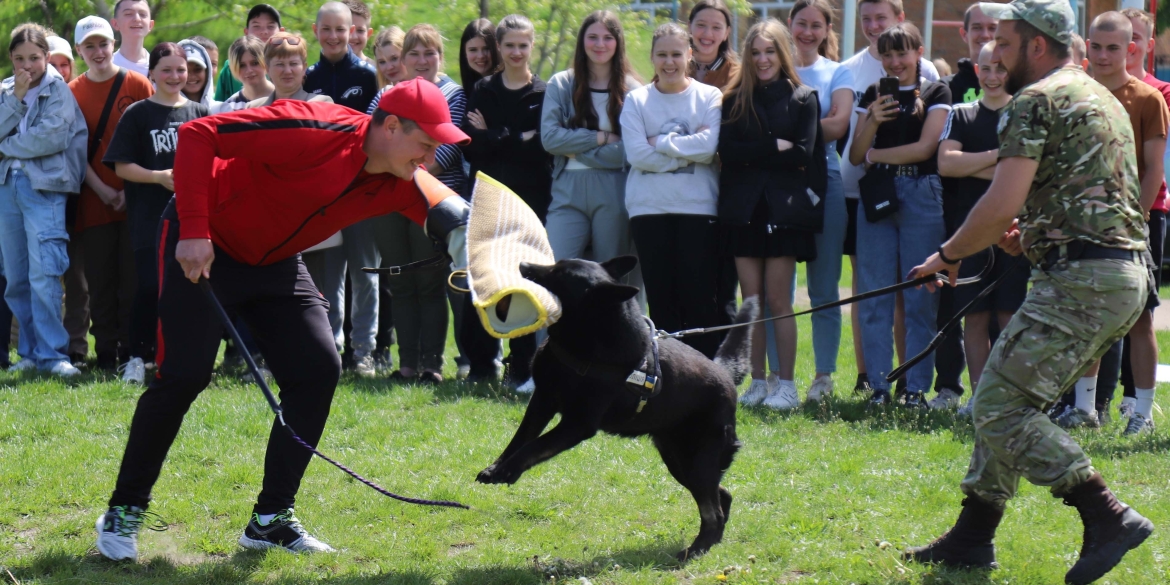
[630,214,721,358]
[129,247,158,362]
[110,203,341,514]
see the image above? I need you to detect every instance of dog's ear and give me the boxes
[600,255,638,280]
[519,262,552,283]
[584,282,640,306]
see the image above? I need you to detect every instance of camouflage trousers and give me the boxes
[961,257,1148,507]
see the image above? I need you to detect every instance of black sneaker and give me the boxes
[869,390,892,407]
[853,373,872,394]
[238,509,335,553]
[903,392,927,409]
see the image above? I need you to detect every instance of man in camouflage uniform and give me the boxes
[901,1,1155,582]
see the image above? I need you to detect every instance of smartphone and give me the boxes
[878,76,899,97]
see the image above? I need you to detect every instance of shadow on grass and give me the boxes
[10,547,437,585]
[448,542,685,585]
[739,395,979,440]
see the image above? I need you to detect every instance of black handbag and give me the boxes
[858,166,899,222]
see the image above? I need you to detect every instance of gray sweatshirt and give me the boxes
[619,80,722,218]
[540,69,642,179]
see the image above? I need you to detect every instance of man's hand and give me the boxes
[908,252,959,293]
[997,218,1023,256]
[176,238,214,283]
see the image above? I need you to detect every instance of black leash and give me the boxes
[360,255,448,276]
[886,254,1026,382]
[198,278,469,510]
[656,249,998,341]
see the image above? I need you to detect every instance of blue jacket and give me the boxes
[304,49,378,113]
[0,66,87,194]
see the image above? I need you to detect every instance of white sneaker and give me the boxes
[1119,397,1137,420]
[456,364,471,379]
[738,378,770,406]
[928,388,961,410]
[515,378,536,394]
[763,379,801,410]
[96,505,156,561]
[806,375,834,402]
[354,353,376,378]
[8,359,36,373]
[49,360,81,378]
[119,357,145,385]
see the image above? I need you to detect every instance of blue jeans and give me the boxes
[856,175,945,393]
[0,169,71,368]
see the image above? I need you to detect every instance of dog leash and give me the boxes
[656,248,999,342]
[197,278,469,510]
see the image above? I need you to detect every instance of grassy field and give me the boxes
[2,300,1169,585]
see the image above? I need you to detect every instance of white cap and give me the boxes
[74,16,115,45]
[47,36,73,60]
[183,45,207,69]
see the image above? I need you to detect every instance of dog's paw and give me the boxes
[477,463,522,485]
[476,464,500,484]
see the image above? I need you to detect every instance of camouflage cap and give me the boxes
[979,0,1075,45]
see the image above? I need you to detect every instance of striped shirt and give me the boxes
[368,75,467,194]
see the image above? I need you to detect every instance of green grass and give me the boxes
[2,313,1169,584]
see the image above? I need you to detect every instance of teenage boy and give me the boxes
[214,4,285,101]
[69,16,154,372]
[346,0,375,64]
[95,80,471,560]
[110,0,153,77]
[937,42,1028,416]
[928,3,1000,410]
[1058,12,1168,435]
[304,1,381,372]
[840,0,940,395]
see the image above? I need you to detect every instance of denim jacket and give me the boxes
[540,70,641,179]
[0,67,87,194]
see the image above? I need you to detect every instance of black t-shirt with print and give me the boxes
[103,99,209,250]
[939,100,1003,232]
[857,80,952,175]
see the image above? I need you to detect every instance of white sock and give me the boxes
[256,513,277,526]
[1134,387,1155,419]
[1074,376,1098,413]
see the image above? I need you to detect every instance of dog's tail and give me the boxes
[713,297,758,386]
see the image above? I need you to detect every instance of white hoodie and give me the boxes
[177,39,219,111]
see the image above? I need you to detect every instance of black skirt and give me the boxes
[724,198,816,261]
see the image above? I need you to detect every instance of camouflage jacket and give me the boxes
[997,65,1146,265]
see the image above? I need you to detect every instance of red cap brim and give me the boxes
[420,121,471,145]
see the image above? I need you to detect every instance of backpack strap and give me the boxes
[88,69,126,164]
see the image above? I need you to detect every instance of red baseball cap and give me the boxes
[377,77,470,145]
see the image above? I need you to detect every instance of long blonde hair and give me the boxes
[373,26,405,87]
[723,19,802,126]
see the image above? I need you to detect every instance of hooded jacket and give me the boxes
[177,39,220,111]
[172,99,431,265]
[0,65,87,194]
[943,58,982,105]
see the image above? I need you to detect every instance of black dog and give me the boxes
[477,256,756,560]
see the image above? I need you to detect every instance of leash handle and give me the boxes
[199,278,283,418]
[197,277,469,510]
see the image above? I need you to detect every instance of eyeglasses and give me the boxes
[269,37,302,46]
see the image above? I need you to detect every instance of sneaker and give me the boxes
[49,360,82,378]
[1118,397,1136,420]
[515,378,535,394]
[95,505,166,561]
[853,373,872,394]
[1123,413,1154,436]
[806,375,834,402]
[903,392,927,409]
[1056,407,1101,430]
[957,399,975,419]
[762,379,801,410]
[739,378,770,406]
[118,357,145,384]
[354,353,376,378]
[7,359,36,373]
[868,390,892,407]
[70,352,88,367]
[928,388,962,410]
[238,509,335,553]
[1048,402,1072,422]
[1096,406,1112,427]
[456,363,471,379]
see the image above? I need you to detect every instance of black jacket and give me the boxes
[717,81,826,232]
[460,73,552,219]
[943,58,982,105]
[304,49,379,113]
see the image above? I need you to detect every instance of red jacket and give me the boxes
[173,100,429,265]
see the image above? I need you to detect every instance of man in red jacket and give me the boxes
[96,78,471,560]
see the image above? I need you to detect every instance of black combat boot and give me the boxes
[1063,473,1154,585]
[903,495,1002,569]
